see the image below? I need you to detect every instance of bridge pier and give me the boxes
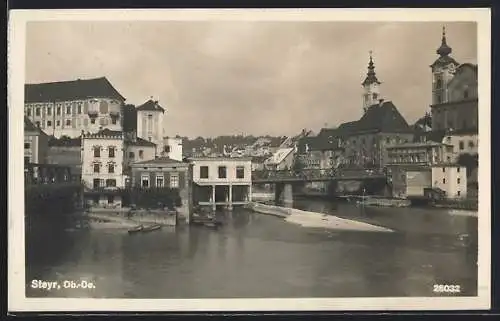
[274,183,294,208]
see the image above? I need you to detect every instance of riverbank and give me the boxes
[249,202,393,233]
[87,208,177,228]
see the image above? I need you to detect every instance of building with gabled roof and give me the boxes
[136,98,166,157]
[264,147,295,171]
[25,77,126,138]
[24,116,49,165]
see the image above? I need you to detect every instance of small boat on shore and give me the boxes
[128,225,144,234]
[142,224,162,233]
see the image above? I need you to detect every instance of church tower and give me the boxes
[362,51,382,113]
[430,26,460,105]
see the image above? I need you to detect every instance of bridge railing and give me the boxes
[251,168,385,181]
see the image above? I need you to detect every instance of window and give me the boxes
[457,191,461,196]
[27,109,31,116]
[141,175,149,188]
[106,179,116,187]
[35,121,40,127]
[90,118,96,124]
[112,118,117,125]
[459,141,464,150]
[457,167,460,173]
[156,176,164,188]
[107,195,114,204]
[94,147,100,157]
[200,166,209,179]
[108,147,115,158]
[170,174,179,188]
[442,178,446,184]
[24,142,30,149]
[66,106,71,114]
[218,166,227,179]
[35,108,40,116]
[164,145,171,153]
[468,141,475,148]
[93,178,101,188]
[447,156,451,162]
[435,94,442,104]
[236,166,245,179]
[129,152,135,159]
[47,107,52,115]
[24,156,30,163]
[457,178,461,184]
[56,120,61,126]
[442,167,446,172]
[93,163,100,173]
[108,163,115,173]
[47,120,52,127]
[148,136,152,142]
[78,105,82,114]
[57,107,61,115]
[66,119,71,126]
[435,76,443,89]
[386,137,390,144]
[139,150,144,159]
[372,93,378,100]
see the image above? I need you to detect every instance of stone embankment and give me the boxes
[249,203,393,233]
[87,208,177,228]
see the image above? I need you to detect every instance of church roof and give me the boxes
[361,52,381,86]
[430,26,460,69]
[25,77,125,103]
[136,99,165,113]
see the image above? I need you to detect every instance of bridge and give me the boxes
[251,168,387,183]
[251,168,388,207]
[24,163,83,216]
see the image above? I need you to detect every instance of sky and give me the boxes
[25,20,477,138]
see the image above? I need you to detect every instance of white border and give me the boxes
[8,8,491,312]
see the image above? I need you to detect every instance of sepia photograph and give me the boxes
[8,9,491,312]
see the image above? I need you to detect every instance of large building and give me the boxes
[24,77,126,138]
[81,129,125,207]
[130,157,193,222]
[190,157,252,210]
[431,164,468,199]
[430,27,478,132]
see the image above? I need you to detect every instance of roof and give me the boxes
[265,148,294,165]
[387,141,450,149]
[188,156,253,162]
[25,77,125,103]
[430,53,460,69]
[48,136,82,147]
[128,137,156,147]
[131,157,187,166]
[297,135,343,153]
[24,117,40,133]
[354,101,412,133]
[82,128,123,139]
[136,99,165,113]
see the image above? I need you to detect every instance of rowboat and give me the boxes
[142,224,162,233]
[128,225,144,234]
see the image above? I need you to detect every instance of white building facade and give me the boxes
[162,136,183,161]
[431,165,467,199]
[136,99,165,157]
[190,157,252,210]
[81,130,125,207]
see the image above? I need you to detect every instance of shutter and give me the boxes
[179,171,185,189]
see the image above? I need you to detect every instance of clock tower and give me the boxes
[362,51,382,113]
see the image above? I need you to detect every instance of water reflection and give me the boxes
[26,199,477,298]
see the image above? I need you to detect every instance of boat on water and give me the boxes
[142,224,162,233]
[128,225,144,234]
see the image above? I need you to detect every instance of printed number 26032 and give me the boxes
[433,284,461,294]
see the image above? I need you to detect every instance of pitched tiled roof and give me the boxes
[297,135,343,153]
[83,128,123,139]
[24,116,39,132]
[129,137,156,147]
[25,77,125,103]
[354,101,412,133]
[136,99,165,113]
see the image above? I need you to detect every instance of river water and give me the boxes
[25,198,477,298]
